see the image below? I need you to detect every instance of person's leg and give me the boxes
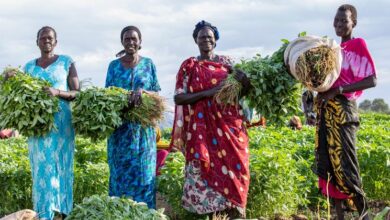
[352,195,370,220]
[156,150,169,175]
[334,199,344,220]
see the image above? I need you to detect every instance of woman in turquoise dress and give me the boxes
[23,26,80,220]
[105,26,161,208]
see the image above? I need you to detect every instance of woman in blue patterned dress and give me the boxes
[105,26,161,208]
[16,26,79,220]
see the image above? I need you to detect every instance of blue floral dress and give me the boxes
[105,56,161,208]
[24,55,75,220]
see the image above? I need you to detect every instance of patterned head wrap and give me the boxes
[192,20,219,42]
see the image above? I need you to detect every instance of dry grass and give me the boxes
[124,91,166,127]
[295,46,337,89]
[214,74,242,105]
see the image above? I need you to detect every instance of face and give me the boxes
[333,9,355,38]
[122,30,141,55]
[37,29,57,53]
[196,28,216,52]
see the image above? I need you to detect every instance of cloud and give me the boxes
[1,0,389,106]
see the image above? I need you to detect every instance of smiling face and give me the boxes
[333,9,355,41]
[122,30,141,55]
[196,28,216,53]
[37,29,57,54]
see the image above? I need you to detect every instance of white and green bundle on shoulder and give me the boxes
[66,195,169,220]
[72,87,166,141]
[0,67,59,137]
[72,86,127,141]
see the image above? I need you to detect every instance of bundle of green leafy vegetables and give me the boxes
[238,40,302,125]
[215,35,304,126]
[66,194,169,220]
[72,87,165,141]
[72,87,127,141]
[0,67,59,137]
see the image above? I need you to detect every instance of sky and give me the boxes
[1,0,389,108]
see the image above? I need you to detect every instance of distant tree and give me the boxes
[359,99,372,111]
[371,98,389,113]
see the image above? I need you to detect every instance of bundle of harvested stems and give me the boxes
[73,87,166,141]
[123,91,166,127]
[214,73,242,105]
[0,67,59,137]
[295,45,337,89]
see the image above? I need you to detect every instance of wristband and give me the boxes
[338,86,344,94]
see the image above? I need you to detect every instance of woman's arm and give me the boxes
[174,84,222,105]
[43,63,80,100]
[317,75,377,103]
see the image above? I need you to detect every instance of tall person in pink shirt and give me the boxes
[314,4,377,220]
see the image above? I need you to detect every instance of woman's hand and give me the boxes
[317,88,338,106]
[3,69,17,80]
[233,69,251,87]
[128,89,143,108]
[233,68,252,96]
[43,87,60,97]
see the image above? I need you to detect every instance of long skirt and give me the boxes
[314,95,365,199]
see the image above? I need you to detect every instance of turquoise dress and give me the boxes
[105,57,161,208]
[24,55,75,220]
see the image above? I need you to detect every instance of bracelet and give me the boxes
[58,89,61,96]
[338,86,344,94]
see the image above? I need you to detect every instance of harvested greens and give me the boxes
[215,39,302,125]
[0,67,59,137]
[66,194,169,220]
[72,87,127,141]
[72,87,165,141]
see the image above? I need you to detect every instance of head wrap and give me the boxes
[192,20,219,42]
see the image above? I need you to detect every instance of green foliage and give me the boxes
[356,113,390,200]
[1,113,388,218]
[0,68,59,137]
[359,98,389,114]
[72,87,128,141]
[157,153,191,219]
[371,98,389,113]
[0,137,109,216]
[72,87,166,141]
[73,138,109,203]
[359,99,372,111]
[67,195,168,220]
[0,137,32,215]
[157,113,389,218]
[236,40,302,126]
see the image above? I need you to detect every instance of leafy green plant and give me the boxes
[72,87,166,141]
[158,113,389,218]
[72,87,128,141]
[1,113,388,218]
[0,137,110,216]
[0,68,59,137]
[236,40,302,126]
[67,194,168,220]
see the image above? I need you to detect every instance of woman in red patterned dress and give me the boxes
[170,20,251,218]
